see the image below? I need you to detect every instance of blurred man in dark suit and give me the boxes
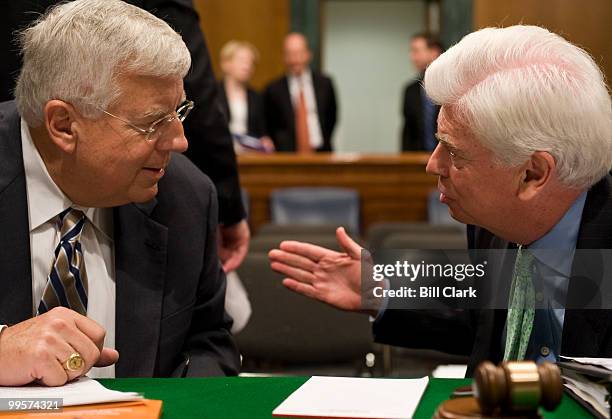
[264,33,337,153]
[401,33,443,151]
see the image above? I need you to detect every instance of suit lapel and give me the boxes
[311,72,325,127]
[281,76,295,128]
[467,230,514,373]
[0,105,32,325]
[114,199,168,377]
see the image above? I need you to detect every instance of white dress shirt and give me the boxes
[288,69,323,149]
[20,119,116,379]
[228,96,248,136]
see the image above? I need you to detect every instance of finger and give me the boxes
[72,316,107,352]
[30,342,69,387]
[95,348,119,367]
[54,342,85,382]
[46,317,100,378]
[279,240,339,262]
[336,227,362,260]
[47,308,107,352]
[268,249,318,272]
[270,261,316,285]
[282,278,321,301]
[222,245,248,273]
[222,252,239,273]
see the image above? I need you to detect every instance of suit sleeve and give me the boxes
[328,77,338,141]
[175,179,241,377]
[401,85,417,151]
[263,84,280,148]
[373,309,475,356]
[142,0,245,225]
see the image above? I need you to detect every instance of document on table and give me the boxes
[273,376,429,419]
[561,356,612,371]
[0,377,142,411]
[431,364,468,379]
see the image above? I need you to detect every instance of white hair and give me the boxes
[424,25,612,189]
[15,0,191,126]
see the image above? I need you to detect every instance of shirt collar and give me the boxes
[20,118,112,239]
[288,68,312,85]
[528,191,587,273]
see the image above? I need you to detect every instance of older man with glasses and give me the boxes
[0,0,240,386]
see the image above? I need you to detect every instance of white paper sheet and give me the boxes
[561,356,612,371]
[563,373,610,419]
[431,365,468,379]
[0,377,142,411]
[273,376,429,419]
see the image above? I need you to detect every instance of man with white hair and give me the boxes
[0,0,240,386]
[269,25,612,375]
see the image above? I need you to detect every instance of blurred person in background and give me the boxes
[401,32,443,152]
[264,33,337,153]
[219,40,274,154]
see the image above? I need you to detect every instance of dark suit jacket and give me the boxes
[0,0,246,226]
[218,82,267,138]
[401,76,440,151]
[264,71,337,152]
[0,101,240,377]
[373,175,612,376]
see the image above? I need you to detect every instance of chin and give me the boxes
[447,206,470,224]
[130,185,159,203]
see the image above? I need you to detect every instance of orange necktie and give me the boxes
[295,85,312,154]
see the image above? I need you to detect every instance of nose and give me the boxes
[426,143,449,177]
[156,119,188,153]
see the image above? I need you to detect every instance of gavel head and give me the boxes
[473,361,563,415]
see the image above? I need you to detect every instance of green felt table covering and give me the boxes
[99,377,592,419]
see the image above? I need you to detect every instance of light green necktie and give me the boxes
[503,245,535,361]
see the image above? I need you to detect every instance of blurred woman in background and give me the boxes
[219,40,274,153]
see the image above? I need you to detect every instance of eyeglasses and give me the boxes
[99,100,194,141]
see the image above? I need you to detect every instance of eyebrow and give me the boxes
[435,133,460,153]
[140,108,169,121]
[140,93,187,121]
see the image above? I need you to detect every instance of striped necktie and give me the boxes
[37,208,88,316]
[503,245,536,361]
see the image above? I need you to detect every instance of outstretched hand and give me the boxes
[268,227,367,312]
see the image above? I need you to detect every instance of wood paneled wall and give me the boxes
[193,0,290,90]
[473,0,612,83]
[238,153,437,234]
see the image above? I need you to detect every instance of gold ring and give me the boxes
[64,353,84,372]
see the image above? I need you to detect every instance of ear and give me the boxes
[43,100,79,154]
[517,151,556,200]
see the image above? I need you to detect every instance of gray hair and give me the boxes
[424,25,612,189]
[15,0,191,126]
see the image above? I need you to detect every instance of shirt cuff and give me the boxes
[369,278,390,323]
[0,324,7,340]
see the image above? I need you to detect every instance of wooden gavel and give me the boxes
[435,361,563,418]
[474,361,563,415]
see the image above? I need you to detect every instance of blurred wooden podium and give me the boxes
[238,152,436,233]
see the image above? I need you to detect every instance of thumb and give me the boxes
[336,227,362,260]
[95,348,119,367]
